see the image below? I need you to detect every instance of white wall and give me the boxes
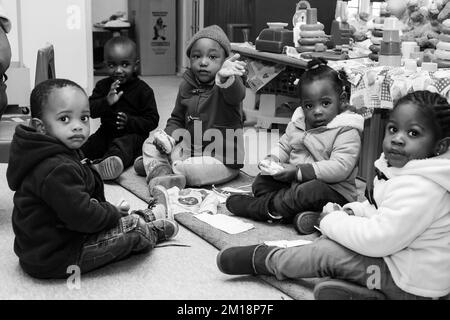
[19,0,93,93]
[91,0,127,24]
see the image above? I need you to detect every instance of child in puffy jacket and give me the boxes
[227,58,364,234]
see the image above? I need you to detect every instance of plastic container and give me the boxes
[256,23,294,53]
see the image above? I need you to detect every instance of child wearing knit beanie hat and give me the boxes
[139,25,248,191]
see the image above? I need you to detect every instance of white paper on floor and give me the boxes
[264,239,313,248]
[194,213,255,235]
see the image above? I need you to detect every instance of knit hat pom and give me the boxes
[186,25,231,58]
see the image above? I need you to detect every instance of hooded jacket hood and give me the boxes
[7,124,76,191]
[375,148,450,192]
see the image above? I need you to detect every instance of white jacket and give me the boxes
[320,150,450,298]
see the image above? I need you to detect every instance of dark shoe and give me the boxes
[148,218,179,242]
[133,156,146,177]
[216,244,274,275]
[92,156,124,180]
[148,174,186,190]
[314,279,386,300]
[149,184,172,219]
[293,211,320,235]
[226,194,279,222]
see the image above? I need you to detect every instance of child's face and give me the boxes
[105,44,138,84]
[41,86,90,150]
[301,79,341,130]
[383,103,436,168]
[189,38,226,83]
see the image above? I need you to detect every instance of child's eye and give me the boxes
[322,101,331,106]
[59,116,69,123]
[81,116,90,122]
[387,126,397,134]
[304,104,313,109]
[107,63,115,69]
[209,55,217,60]
[122,63,130,68]
[408,130,419,137]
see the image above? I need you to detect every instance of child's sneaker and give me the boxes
[313,279,386,300]
[92,156,124,180]
[133,156,146,177]
[153,129,175,154]
[293,211,320,235]
[149,218,179,242]
[149,184,172,219]
[131,208,165,222]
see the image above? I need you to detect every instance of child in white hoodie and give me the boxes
[217,90,450,300]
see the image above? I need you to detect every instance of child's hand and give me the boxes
[217,54,247,83]
[317,202,340,226]
[107,80,124,106]
[116,112,128,130]
[322,202,343,214]
[272,163,298,182]
[116,200,130,216]
[153,129,175,154]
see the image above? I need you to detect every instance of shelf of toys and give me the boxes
[233,0,450,187]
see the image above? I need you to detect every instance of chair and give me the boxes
[34,43,55,86]
[0,44,55,163]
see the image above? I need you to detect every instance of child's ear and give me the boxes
[340,92,347,104]
[434,137,450,156]
[134,59,140,73]
[339,92,348,112]
[30,118,46,134]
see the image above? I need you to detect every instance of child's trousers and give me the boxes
[142,132,239,187]
[266,237,439,300]
[252,174,347,219]
[82,128,144,168]
[76,214,157,274]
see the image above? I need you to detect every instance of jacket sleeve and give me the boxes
[343,200,378,218]
[89,80,111,119]
[320,176,443,257]
[269,129,293,163]
[299,128,361,182]
[41,163,122,234]
[165,91,186,139]
[215,75,246,106]
[125,87,159,136]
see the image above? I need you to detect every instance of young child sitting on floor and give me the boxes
[226,58,364,233]
[82,36,159,180]
[217,90,450,300]
[135,25,247,196]
[6,79,177,279]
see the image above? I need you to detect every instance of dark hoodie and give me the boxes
[6,125,122,279]
[89,76,159,137]
[164,69,246,169]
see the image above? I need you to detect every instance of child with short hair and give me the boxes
[137,25,246,193]
[6,79,177,279]
[82,36,159,180]
[226,58,364,233]
[217,91,450,300]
